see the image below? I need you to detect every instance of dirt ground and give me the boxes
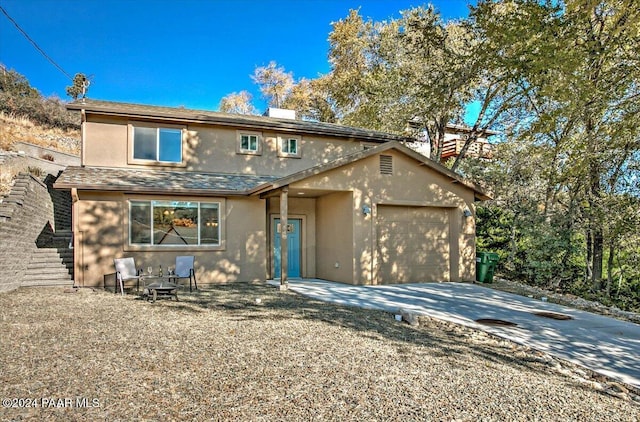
[1,283,638,421]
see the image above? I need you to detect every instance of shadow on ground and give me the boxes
[152,282,583,386]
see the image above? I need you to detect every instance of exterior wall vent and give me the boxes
[264,108,296,120]
[379,155,393,175]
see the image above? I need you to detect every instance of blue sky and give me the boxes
[1,0,476,112]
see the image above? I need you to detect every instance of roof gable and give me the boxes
[53,143,490,200]
[254,142,491,201]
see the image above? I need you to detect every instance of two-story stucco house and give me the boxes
[54,99,489,289]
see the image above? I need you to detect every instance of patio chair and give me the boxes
[174,255,198,292]
[114,257,141,295]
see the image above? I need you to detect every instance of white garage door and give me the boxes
[377,206,450,283]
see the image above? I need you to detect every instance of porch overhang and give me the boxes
[258,186,345,199]
[54,166,279,196]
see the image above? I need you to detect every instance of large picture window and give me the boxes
[133,127,182,163]
[130,200,220,246]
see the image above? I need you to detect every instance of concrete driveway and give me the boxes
[272,280,640,388]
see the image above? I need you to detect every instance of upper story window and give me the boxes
[241,135,258,152]
[133,127,182,163]
[278,135,301,158]
[237,131,262,155]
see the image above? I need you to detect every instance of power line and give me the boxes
[0,4,73,80]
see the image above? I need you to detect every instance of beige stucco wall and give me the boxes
[73,191,267,288]
[459,204,476,281]
[82,115,368,176]
[316,192,354,283]
[83,117,129,168]
[290,150,477,283]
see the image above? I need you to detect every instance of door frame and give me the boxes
[270,214,306,279]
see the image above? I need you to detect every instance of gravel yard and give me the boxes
[1,283,638,421]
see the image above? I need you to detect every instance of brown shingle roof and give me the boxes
[53,166,278,195]
[54,144,491,200]
[67,99,413,143]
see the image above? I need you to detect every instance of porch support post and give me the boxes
[280,186,289,288]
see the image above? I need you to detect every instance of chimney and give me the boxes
[263,107,296,120]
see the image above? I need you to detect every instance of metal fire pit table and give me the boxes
[141,277,180,303]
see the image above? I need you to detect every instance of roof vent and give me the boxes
[379,155,393,175]
[264,108,296,119]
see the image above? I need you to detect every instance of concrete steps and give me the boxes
[13,249,74,287]
[52,230,73,249]
[23,248,73,287]
[0,172,75,291]
[46,174,72,232]
[22,278,73,287]
[24,233,74,287]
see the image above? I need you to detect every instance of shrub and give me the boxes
[0,66,80,131]
[28,166,45,177]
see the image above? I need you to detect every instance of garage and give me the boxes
[377,205,451,283]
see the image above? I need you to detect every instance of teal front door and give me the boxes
[274,218,301,278]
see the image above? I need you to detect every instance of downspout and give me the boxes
[70,188,80,287]
[370,203,374,285]
[266,197,271,281]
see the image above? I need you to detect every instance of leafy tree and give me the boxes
[282,77,338,122]
[323,6,518,165]
[325,9,381,127]
[0,64,79,130]
[218,91,258,115]
[65,73,90,100]
[488,0,640,285]
[393,7,476,162]
[0,65,40,98]
[562,0,640,285]
[251,61,294,108]
[219,63,337,121]
[467,0,639,301]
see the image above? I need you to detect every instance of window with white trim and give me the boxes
[129,200,220,246]
[278,135,301,157]
[241,134,258,152]
[237,131,262,155]
[133,127,182,163]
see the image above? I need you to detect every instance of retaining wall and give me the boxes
[0,174,57,292]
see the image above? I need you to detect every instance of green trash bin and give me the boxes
[476,252,499,283]
[486,253,499,283]
[476,252,489,283]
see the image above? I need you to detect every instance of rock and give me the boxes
[398,309,420,326]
